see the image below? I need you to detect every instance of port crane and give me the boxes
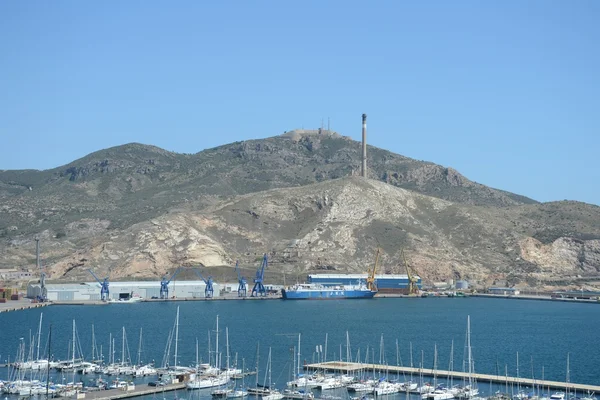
[193,268,214,298]
[35,237,48,302]
[160,267,184,299]
[366,248,380,292]
[251,254,268,297]
[235,261,247,297]
[88,269,110,301]
[402,249,419,295]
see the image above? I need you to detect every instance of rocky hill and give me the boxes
[1,130,599,288]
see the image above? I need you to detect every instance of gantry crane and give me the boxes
[366,248,380,292]
[402,249,420,295]
[88,269,110,301]
[251,254,268,297]
[235,261,247,297]
[193,267,214,298]
[160,267,184,299]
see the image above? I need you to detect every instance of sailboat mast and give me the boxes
[91,324,96,362]
[255,343,260,387]
[433,343,438,387]
[174,306,180,368]
[195,338,199,368]
[297,334,301,378]
[122,327,125,366]
[46,324,51,400]
[109,333,112,365]
[324,333,328,363]
[346,331,350,363]
[216,315,219,370]
[467,316,473,389]
[450,339,454,388]
[36,313,43,361]
[226,326,230,370]
[72,320,76,365]
[268,347,272,389]
[72,320,76,385]
[137,328,143,366]
[208,330,211,367]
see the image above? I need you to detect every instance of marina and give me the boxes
[1,297,599,400]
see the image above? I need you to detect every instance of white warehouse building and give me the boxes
[27,280,232,301]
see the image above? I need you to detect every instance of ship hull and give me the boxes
[281,288,376,300]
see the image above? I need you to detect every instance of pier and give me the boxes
[304,361,600,392]
[80,382,186,400]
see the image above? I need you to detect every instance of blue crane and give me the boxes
[88,269,109,301]
[251,254,268,297]
[235,261,247,297]
[193,267,214,298]
[160,267,184,299]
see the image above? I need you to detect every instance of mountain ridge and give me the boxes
[1,132,599,289]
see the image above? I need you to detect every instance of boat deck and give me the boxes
[304,361,600,392]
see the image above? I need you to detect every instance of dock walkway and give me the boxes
[305,361,600,393]
[81,382,186,400]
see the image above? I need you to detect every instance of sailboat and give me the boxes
[159,307,194,385]
[187,315,230,390]
[283,334,315,399]
[262,348,283,400]
[226,358,249,398]
[16,313,54,370]
[134,327,157,376]
[456,316,480,400]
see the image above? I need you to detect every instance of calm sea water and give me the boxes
[1,297,599,393]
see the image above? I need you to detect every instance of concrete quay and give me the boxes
[0,298,51,313]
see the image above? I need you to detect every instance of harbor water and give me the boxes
[1,297,599,397]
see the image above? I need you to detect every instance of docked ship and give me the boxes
[308,274,421,294]
[282,282,376,300]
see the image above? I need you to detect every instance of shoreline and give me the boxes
[2,292,598,313]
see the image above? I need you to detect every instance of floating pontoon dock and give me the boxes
[305,361,600,392]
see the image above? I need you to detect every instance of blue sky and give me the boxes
[1,1,599,205]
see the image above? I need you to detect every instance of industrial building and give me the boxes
[27,281,226,301]
[308,274,422,293]
[487,287,520,296]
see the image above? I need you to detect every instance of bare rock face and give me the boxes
[520,236,600,276]
[46,214,229,281]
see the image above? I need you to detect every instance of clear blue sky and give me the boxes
[1,1,599,205]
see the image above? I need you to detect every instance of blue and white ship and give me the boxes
[281,281,376,300]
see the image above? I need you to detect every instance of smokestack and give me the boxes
[35,237,40,270]
[361,113,367,178]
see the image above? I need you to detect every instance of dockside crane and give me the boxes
[160,267,184,299]
[235,261,247,297]
[402,250,420,296]
[88,269,110,301]
[35,237,48,302]
[366,248,380,292]
[251,254,268,297]
[193,268,214,298]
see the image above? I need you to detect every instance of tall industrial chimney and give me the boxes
[361,113,367,178]
[35,237,40,270]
